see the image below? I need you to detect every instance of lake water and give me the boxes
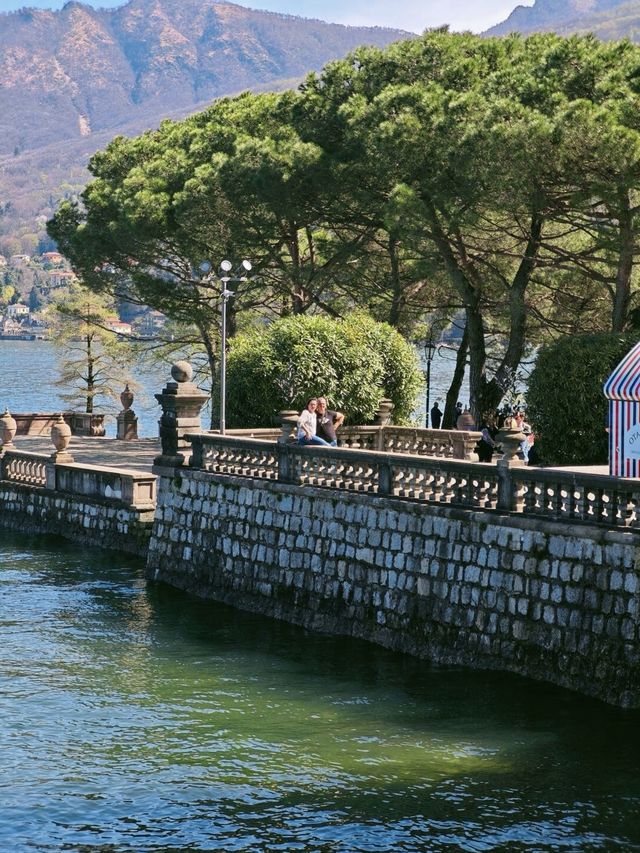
[0,340,174,438]
[1,530,639,852]
[0,340,470,438]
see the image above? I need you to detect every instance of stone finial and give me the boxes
[456,410,476,431]
[497,416,526,468]
[374,399,394,426]
[50,413,74,463]
[117,384,138,441]
[0,408,17,450]
[120,383,134,412]
[171,361,194,383]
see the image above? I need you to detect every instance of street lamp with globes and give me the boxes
[200,258,252,434]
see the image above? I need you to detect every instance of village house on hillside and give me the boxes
[48,270,76,288]
[41,251,64,265]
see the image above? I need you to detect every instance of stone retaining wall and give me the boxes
[0,482,154,557]
[148,467,640,708]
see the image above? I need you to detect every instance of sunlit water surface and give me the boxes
[1,532,639,852]
[0,339,471,437]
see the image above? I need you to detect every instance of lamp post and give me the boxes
[423,330,437,428]
[200,258,252,435]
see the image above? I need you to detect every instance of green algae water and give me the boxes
[1,531,639,853]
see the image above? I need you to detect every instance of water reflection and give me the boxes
[1,531,639,852]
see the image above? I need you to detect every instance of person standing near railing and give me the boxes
[316,397,344,447]
[430,402,443,429]
[297,398,331,446]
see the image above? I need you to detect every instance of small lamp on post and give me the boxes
[423,330,437,428]
[200,258,252,435]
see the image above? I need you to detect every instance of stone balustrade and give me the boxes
[1,450,48,486]
[185,433,640,530]
[0,449,156,510]
[12,412,106,437]
[223,424,481,460]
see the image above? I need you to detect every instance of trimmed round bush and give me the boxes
[224,313,423,428]
[526,332,637,467]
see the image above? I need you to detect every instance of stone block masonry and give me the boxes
[0,482,154,557]
[148,468,640,708]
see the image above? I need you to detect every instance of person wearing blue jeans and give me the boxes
[316,397,344,447]
[297,398,331,446]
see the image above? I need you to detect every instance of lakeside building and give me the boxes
[6,304,30,318]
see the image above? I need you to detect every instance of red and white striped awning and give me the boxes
[604,342,640,401]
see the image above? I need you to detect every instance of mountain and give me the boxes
[486,0,640,39]
[0,0,407,253]
[0,0,406,157]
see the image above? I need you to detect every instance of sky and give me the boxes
[0,0,534,34]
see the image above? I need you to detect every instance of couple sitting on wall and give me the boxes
[297,397,345,446]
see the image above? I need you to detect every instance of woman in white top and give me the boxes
[297,398,331,446]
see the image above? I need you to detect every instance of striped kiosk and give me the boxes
[604,341,640,477]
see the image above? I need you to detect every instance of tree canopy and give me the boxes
[48,29,640,423]
[224,313,422,427]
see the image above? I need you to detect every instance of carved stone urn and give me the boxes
[117,383,138,441]
[120,383,134,412]
[374,399,395,426]
[497,416,526,468]
[50,413,74,463]
[0,409,17,449]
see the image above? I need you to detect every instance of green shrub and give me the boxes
[526,332,637,466]
[224,313,423,428]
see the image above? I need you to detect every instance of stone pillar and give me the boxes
[459,432,480,462]
[154,361,209,467]
[374,399,394,426]
[117,384,138,441]
[496,417,526,512]
[0,409,17,452]
[278,410,299,444]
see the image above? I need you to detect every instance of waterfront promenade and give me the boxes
[13,433,613,477]
[14,435,160,473]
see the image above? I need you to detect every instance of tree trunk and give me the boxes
[443,324,469,428]
[86,332,94,414]
[289,224,306,315]
[612,190,634,333]
[470,211,543,420]
[387,233,403,328]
